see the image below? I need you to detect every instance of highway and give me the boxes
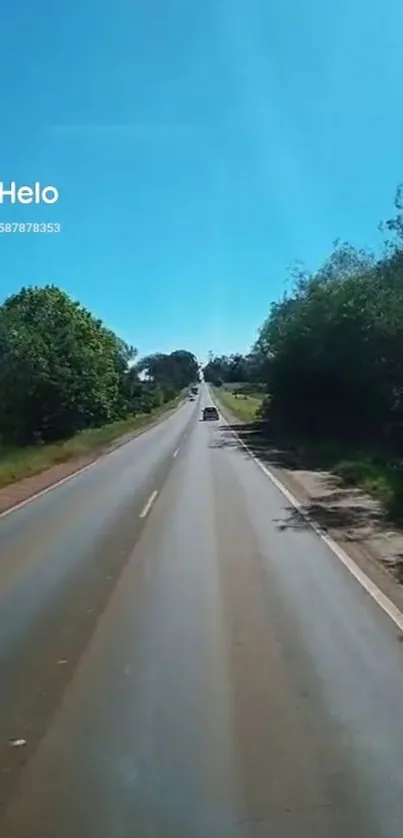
[1,384,403,836]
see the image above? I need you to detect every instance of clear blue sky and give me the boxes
[1,0,403,362]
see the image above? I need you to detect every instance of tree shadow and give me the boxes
[211,420,403,584]
[212,421,385,541]
[272,501,383,541]
[208,426,239,448]
[210,420,317,466]
[211,420,298,465]
[392,554,403,583]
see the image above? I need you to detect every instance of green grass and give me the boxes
[213,386,264,422]
[332,454,403,516]
[286,441,396,504]
[213,388,403,523]
[0,394,183,490]
[271,435,403,523]
[222,382,266,396]
[326,451,403,525]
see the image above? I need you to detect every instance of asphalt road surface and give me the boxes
[1,384,403,837]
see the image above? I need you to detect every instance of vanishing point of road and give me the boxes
[1,384,403,837]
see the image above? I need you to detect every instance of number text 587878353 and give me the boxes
[0,222,61,234]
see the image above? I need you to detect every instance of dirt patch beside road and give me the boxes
[213,393,403,618]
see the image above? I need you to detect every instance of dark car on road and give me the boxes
[202,406,219,421]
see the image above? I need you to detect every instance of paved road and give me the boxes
[1,385,403,837]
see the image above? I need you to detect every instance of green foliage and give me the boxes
[137,350,199,392]
[0,285,194,446]
[214,387,264,422]
[0,286,132,443]
[254,225,403,448]
[0,392,183,490]
[206,186,403,521]
[203,353,262,385]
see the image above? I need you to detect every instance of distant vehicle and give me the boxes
[202,406,219,421]
[189,395,195,401]
[191,386,198,395]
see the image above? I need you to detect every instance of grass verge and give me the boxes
[213,386,403,525]
[270,435,403,517]
[0,394,183,490]
[332,454,403,523]
[213,386,264,422]
[273,438,403,526]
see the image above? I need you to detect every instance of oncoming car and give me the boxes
[202,406,219,421]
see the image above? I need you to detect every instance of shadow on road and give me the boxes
[212,420,297,466]
[271,502,383,540]
[211,421,386,545]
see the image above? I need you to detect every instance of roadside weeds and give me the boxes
[212,387,403,615]
[214,387,264,423]
[0,396,184,515]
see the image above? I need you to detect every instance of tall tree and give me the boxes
[0,285,135,443]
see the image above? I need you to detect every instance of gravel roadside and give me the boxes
[212,390,403,618]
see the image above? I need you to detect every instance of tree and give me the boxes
[0,284,200,446]
[380,184,403,245]
[137,350,199,397]
[0,285,135,443]
[203,353,260,385]
[253,237,403,445]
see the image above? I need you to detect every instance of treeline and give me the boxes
[203,353,262,386]
[0,285,199,445]
[205,187,403,453]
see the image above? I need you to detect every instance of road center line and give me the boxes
[173,447,180,458]
[0,409,189,520]
[139,490,158,519]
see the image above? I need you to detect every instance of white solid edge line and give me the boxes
[221,414,403,633]
[139,490,158,519]
[0,459,99,521]
[0,401,188,521]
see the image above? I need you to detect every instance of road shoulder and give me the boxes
[212,389,403,619]
[0,400,185,517]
